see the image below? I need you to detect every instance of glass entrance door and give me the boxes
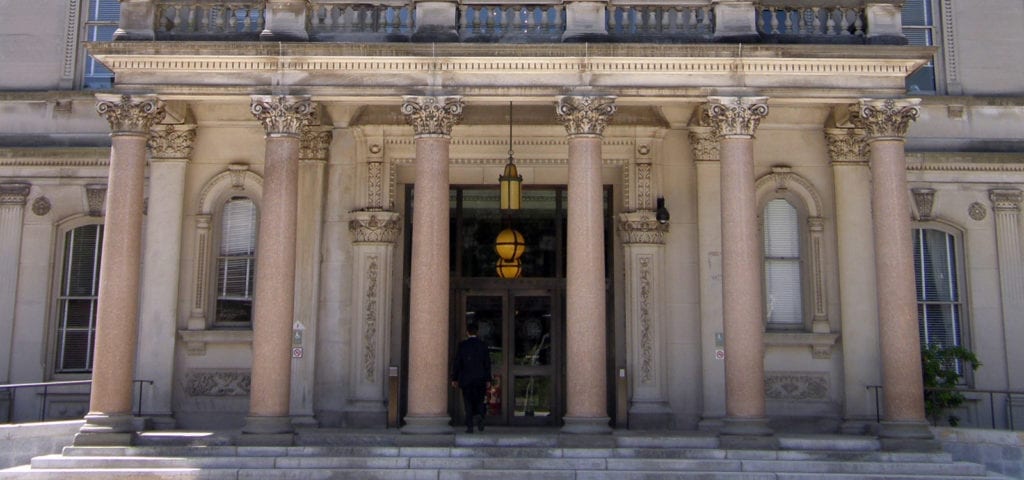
[459,288,561,426]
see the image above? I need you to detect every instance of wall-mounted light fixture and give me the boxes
[656,196,670,225]
[499,102,522,211]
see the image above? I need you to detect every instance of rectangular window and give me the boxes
[56,224,104,373]
[215,198,257,325]
[763,199,803,326]
[913,228,962,349]
[902,0,937,93]
[83,0,119,89]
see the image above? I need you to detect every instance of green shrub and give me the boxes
[921,344,981,426]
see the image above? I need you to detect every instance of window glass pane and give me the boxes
[765,259,802,324]
[913,228,963,349]
[216,198,257,324]
[56,224,103,374]
[763,199,799,258]
[906,66,936,93]
[901,0,931,27]
[89,0,120,21]
[59,331,94,372]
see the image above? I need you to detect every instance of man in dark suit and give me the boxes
[451,322,491,433]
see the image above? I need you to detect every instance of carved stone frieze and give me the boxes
[912,188,936,220]
[556,95,617,137]
[85,184,106,217]
[704,97,769,138]
[349,211,402,244]
[185,370,251,396]
[849,99,921,140]
[638,255,653,384]
[148,124,196,159]
[401,96,464,137]
[618,211,667,245]
[32,196,51,216]
[824,128,867,164]
[363,256,379,381]
[765,372,829,401]
[990,189,1022,212]
[300,127,333,161]
[688,126,719,162]
[250,95,317,136]
[0,183,30,205]
[95,94,166,134]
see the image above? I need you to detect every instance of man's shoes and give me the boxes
[476,415,485,432]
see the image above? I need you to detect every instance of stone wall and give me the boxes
[934,427,1024,479]
[0,420,81,469]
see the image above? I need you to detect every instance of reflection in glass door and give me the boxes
[460,290,560,426]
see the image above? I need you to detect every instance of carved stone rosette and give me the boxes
[250,95,317,137]
[401,96,464,138]
[850,99,921,141]
[300,127,333,161]
[824,128,868,164]
[95,94,166,135]
[148,124,197,159]
[618,211,667,245]
[556,95,617,137]
[990,189,1022,212]
[349,211,402,244]
[704,96,769,138]
[0,183,30,205]
[688,126,720,162]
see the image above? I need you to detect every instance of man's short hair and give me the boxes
[466,322,479,335]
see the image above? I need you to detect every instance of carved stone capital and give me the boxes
[824,128,868,164]
[250,95,317,137]
[556,95,616,137]
[95,94,166,135]
[704,97,769,138]
[618,211,668,245]
[688,126,720,162]
[990,189,1023,213]
[401,96,464,138]
[0,183,31,206]
[300,126,333,161]
[911,188,936,220]
[349,211,402,244]
[850,99,920,141]
[148,124,196,159]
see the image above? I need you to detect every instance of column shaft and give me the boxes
[990,190,1024,391]
[0,184,30,385]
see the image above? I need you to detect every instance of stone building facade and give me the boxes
[0,0,1022,444]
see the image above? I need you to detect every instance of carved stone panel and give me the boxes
[185,370,251,397]
[765,372,829,401]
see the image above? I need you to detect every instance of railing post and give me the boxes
[562,0,608,42]
[262,0,311,41]
[712,0,757,41]
[116,0,157,40]
[864,2,905,45]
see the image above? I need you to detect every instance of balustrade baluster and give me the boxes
[811,7,821,34]
[826,8,836,35]
[554,6,562,32]
[853,12,863,35]
[607,6,617,34]
[540,6,550,32]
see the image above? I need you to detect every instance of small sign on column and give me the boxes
[292,347,304,358]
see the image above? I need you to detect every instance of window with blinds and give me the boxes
[763,199,803,326]
[913,228,962,349]
[902,0,937,93]
[83,0,119,89]
[215,197,257,325]
[56,224,104,373]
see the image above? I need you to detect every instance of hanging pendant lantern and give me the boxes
[496,258,522,279]
[499,101,522,211]
[495,228,526,262]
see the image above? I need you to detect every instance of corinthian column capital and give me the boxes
[0,183,31,206]
[850,99,921,141]
[300,126,333,161]
[824,128,868,164]
[704,96,769,138]
[251,95,317,137]
[401,96,464,138]
[96,94,166,135]
[148,125,197,159]
[990,189,1023,213]
[688,126,720,162]
[556,95,617,137]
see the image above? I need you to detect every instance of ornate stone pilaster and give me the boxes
[825,128,868,165]
[556,95,617,137]
[300,127,333,161]
[401,96,464,138]
[850,98,932,445]
[402,96,462,434]
[77,95,166,446]
[0,183,30,384]
[346,210,401,426]
[704,96,773,441]
[148,125,197,159]
[251,96,317,137]
[989,189,1024,391]
[689,126,720,162]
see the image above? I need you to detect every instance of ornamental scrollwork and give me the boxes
[250,95,317,136]
[349,211,401,244]
[849,99,920,140]
[824,128,867,164]
[95,94,166,135]
[148,125,196,159]
[556,95,617,137]
[300,127,333,161]
[0,183,30,205]
[363,256,379,381]
[704,97,769,138]
[401,96,464,137]
[638,255,653,384]
[688,126,719,162]
[989,189,1022,212]
[618,211,667,245]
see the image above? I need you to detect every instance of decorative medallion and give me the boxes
[555,95,617,137]
[968,202,987,221]
[401,96,464,137]
[31,196,51,216]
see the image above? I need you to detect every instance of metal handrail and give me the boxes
[867,385,1024,430]
[1,379,154,424]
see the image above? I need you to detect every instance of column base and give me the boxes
[627,402,674,430]
[401,415,454,434]
[73,413,137,446]
[719,417,777,449]
[878,420,939,451]
[561,416,612,434]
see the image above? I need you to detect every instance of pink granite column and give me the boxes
[556,95,616,434]
[851,98,933,443]
[75,95,165,446]
[241,96,316,444]
[705,96,773,439]
[400,95,464,434]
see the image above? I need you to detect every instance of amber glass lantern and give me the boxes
[496,258,522,279]
[499,161,522,211]
[494,228,526,262]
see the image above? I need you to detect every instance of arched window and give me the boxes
[55,223,103,373]
[763,199,803,326]
[214,197,257,326]
[913,228,963,349]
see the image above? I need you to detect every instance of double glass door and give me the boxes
[456,287,562,426]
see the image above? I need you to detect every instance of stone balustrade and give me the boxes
[141,0,905,44]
